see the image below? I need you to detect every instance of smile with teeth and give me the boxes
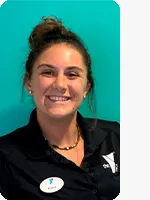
[47,96,70,102]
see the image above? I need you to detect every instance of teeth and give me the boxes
[48,96,69,101]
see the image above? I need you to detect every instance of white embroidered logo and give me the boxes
[102,152,118,173]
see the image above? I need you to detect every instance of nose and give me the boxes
[53,74,67,92]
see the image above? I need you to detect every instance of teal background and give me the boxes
[0,1,120,136]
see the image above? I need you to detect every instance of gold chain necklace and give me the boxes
[45,124,80,151]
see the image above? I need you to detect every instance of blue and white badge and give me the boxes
[40,177,64,193]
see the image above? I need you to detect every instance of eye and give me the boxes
[42,71,55,76]
[67,72,79,79]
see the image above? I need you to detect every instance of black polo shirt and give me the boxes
[0,109,120,200]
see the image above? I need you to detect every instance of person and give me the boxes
[0,16,120,200]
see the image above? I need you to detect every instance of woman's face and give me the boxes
[25,43,90,119]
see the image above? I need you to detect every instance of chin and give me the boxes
[47,110,69,119]
[46,108,76,119]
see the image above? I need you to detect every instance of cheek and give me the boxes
[69,80,87,96]
[32,77,50,94]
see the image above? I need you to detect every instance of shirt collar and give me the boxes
[25,108,107,160]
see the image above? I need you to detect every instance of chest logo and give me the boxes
[102,152,118,173]
[40,177,64,193]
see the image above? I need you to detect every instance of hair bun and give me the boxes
[29,16,67,51]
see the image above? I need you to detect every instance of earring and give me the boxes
[83,95,86,99]
[29,90,32,95]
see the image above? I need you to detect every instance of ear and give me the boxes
[84,81,91,97]
[24,72,32,92]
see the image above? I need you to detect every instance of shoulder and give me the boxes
[97,118,120,136]
[85,117,120,135]
[84,117,120,153]
[0,126,27,156]
[0,127,28,200]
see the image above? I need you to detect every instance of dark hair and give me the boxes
[22,16,97,128]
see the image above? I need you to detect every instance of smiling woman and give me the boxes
[0,16,120,200]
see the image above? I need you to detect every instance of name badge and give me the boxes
[40,177,64,193]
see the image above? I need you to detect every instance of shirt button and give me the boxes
[91,173,95,178]
[90,172,96,180]
[92,189,97,194]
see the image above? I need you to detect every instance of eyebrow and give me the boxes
[37,64,84,72]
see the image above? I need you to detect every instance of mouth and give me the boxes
[46,96,71,102]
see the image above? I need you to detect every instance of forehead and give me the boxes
[33,44,86,70]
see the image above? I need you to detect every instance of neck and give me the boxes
[36,109,78,147]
